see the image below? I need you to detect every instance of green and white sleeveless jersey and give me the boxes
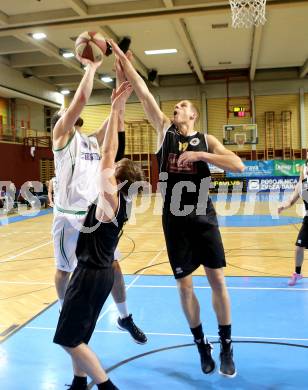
[53,129,101,213]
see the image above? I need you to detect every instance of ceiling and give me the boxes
[0,0,307,95]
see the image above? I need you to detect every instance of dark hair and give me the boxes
[75,117,84,128]
[115,158,144,196]
[51,111,84,130]
[51,111,61,130]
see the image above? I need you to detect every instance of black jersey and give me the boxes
[76,192,128,268]
[115,131,125,162]
[156,124,213,215]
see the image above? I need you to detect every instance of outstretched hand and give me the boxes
[109,39,126,59]
[114,49,133,84]
[111,81,133,110]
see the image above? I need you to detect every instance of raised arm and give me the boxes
[53,59,102,150]
[177,134,245,173]
[96,82,133,222]
[95,55,129,147]
[110,40,171,143]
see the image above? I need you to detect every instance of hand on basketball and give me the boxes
[76,55,103,70]
[177,151,201,166]
[111,81,133,109]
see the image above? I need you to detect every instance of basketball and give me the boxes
[75,31,111,62]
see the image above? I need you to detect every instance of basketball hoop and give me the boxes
[229,0,267,28]
[235,133,246,148]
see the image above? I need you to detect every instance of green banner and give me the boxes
[273,160,305,176]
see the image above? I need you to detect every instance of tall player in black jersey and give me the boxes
[110,40,244,378]
[53,81,144,390]
[278,161,308,286]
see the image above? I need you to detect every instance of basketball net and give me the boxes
[229,0,267,28]
[236,139,245,149]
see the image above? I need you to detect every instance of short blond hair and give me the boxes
[189,101,200,123]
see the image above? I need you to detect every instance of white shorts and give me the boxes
[52,211,122,272]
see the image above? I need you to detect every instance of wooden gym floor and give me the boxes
[0,193,304,342]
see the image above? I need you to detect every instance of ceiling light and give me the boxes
[60,89,70,95]
[100,76,113,83]
[61,51,74,58]
[32,32,47,40]
[144,49,177,55]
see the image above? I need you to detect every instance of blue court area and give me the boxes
[217,214,302,227]
[1,275,308,389]
[0,208,53,225]
[210,192,293,203]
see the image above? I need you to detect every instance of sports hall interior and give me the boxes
[0,1,308,389]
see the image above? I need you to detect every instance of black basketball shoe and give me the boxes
[195,341,216,374]
[117,314,147,344]
[219,340,237,377]
[65,382,87,390]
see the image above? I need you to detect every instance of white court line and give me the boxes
[23,326,308,342]
[96,248,165,323]
[126,285,308,291]
[0,240,52,263]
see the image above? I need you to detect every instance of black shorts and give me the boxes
[53,264,114,348]
[162,210,226,279]
[296,222,308,248]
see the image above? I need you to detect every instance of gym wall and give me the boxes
[206,97,251,151]
[81,94,304,156]
[255,94,300,150]
[0,142,53,188]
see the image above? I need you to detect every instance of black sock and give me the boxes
[296,266,302,274]
[97,378,118,390]
[72,375,87,387]
[218,324,232,343]
[190,323,205,343]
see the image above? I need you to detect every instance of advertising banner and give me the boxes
[247,177,299,192]
[227,161,274,178]
[211,178,246,193]
[273,160,304,177]
[208,163,224,174]
[227,160,304,178]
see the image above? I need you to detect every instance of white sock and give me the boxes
[59,298,64,310]
[116,301,129,319]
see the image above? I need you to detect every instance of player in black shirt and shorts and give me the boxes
[53,81,143,390]
[111,41,244,378]
[278,161,308,286]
